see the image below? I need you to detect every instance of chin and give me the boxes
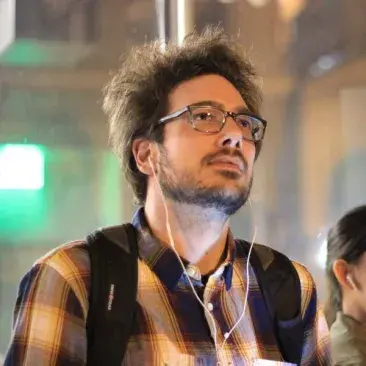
[213,172,248,187]
[210,181,249,196]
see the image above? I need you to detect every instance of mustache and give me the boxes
[201,148,248,172]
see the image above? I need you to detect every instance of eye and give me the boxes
[194,112,214,121]
[240,120,250,128]
[236,115,252,128]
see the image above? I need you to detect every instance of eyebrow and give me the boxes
[190,100,251,114]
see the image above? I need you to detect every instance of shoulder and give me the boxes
[290,261,322,316]
[243,240,316,290]
[249,241,317,295]
[25,240,91,316]
[35,239,90,277]
[236,240,318,306]
[291,260,316,290]
[7,241,91,364]
[331,313,366,362]
[236,240,308,279]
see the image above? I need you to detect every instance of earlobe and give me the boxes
[132,139,154,175]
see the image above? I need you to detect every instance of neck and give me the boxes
[343,297,366,324]
[144,192,230,275]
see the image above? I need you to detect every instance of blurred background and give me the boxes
[1,0,366,356]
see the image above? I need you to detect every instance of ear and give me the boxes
[333,259,356,290]
[132,138,155,176]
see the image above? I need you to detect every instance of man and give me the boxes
[5,28,330,365]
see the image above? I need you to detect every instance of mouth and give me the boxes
[208,156,245,173]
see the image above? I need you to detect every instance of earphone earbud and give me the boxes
[346,274,356,289]
[148,156,154,173]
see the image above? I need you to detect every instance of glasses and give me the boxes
[158,104,267,142]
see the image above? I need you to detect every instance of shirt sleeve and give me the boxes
[293,262,331,365]
[4,243,89,366]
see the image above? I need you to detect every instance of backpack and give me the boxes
[85,224,304,366]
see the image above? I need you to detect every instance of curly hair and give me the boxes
[103,27,263,205]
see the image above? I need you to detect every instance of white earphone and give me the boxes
[148,156,154,172]
[148,152,257,364]
[346,274,356,289]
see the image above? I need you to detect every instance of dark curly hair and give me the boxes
[103,27,263,205]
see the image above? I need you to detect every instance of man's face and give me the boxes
[155,74,256,216]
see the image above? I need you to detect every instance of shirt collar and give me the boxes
[132,207,236,291]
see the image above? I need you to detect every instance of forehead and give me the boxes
[167,74,247,112]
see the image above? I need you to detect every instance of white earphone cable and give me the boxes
[150,158,256,365]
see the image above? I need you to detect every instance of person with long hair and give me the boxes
[326,205,366,364]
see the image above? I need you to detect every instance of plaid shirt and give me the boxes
[5,208,330,365]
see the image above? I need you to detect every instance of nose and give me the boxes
[217,115,243,149]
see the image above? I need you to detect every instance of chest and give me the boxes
[122,260,284,365]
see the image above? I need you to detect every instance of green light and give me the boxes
[0,144,45,190]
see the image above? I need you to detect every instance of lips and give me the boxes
[209,155,245,172]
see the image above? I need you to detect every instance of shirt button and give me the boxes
[186,265,201,281]
[207,302,214,311]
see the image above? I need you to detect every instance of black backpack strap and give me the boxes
[85,223,138,366]
[237,240,304,365]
